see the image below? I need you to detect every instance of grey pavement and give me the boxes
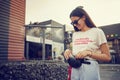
[99,64,120,80]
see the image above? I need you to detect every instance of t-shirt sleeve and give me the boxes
[96,28,107,46]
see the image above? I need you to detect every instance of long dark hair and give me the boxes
[70,6,96,31]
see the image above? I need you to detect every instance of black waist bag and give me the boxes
[67,57,91,68]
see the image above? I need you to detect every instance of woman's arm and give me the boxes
[75,43,111,62]
[88,43,111,62]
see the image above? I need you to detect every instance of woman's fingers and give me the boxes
[75,51,86,59]
[65,53,69,59]
[64,49,71,60]
[64,52,70,59]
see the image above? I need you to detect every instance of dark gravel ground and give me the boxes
[0,60,68,80]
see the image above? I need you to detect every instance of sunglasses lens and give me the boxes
[71,20,78,25]
[73,21,78,25]
[71,17,81,26]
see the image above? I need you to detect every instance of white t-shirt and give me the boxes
[72,28,107,55]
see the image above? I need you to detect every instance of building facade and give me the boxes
[0,0,26,61]
[25,20,65,60]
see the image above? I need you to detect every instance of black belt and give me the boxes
[83,58,91,64]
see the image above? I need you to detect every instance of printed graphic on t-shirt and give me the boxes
[72,28,107,55]
[74,38,94,45]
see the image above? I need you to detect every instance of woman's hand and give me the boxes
[75,50,92,59]
[64,49,72,60]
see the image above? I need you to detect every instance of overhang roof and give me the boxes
[99,23,120,35]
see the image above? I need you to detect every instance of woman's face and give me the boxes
[70,16,86,30]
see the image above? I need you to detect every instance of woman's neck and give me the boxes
[81,25,91,32]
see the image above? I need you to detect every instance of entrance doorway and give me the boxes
[26,42,52,60]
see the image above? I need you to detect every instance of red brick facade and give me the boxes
[0,0,25,61]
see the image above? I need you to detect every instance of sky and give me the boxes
[26,0,120,31]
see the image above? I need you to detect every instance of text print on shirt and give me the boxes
[74,38,94,45]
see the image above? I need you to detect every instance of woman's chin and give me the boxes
[78,28,81,30]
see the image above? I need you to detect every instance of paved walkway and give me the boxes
[100,64,120,80]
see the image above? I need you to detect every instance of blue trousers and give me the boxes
[71,60,100,80]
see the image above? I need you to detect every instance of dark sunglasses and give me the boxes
[71,17,81,26]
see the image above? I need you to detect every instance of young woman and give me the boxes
[64,6,111,80]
